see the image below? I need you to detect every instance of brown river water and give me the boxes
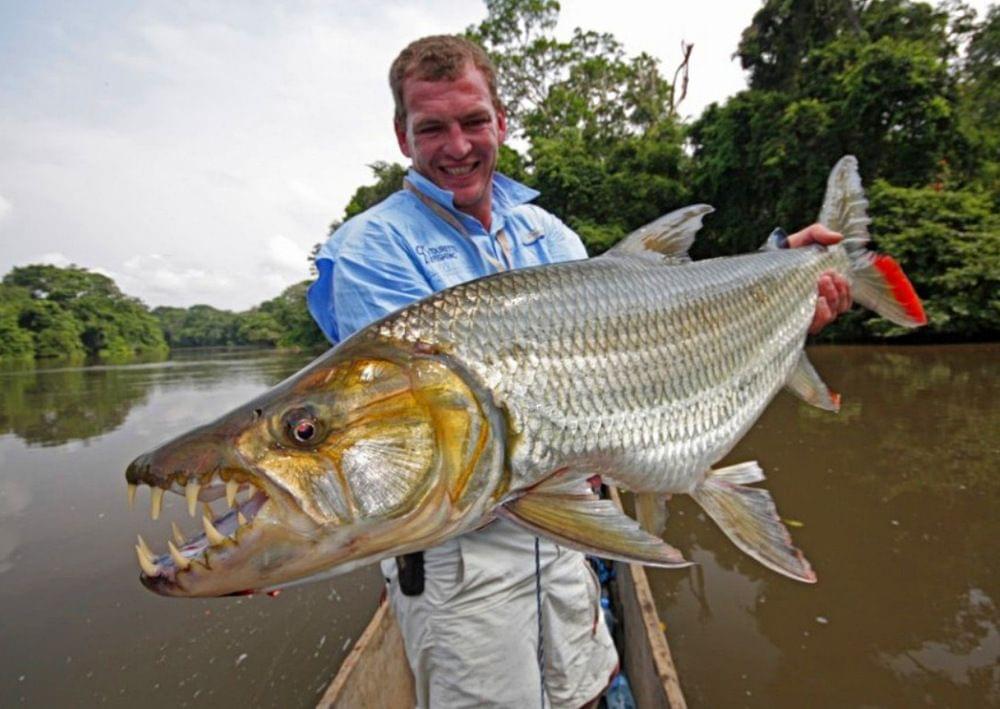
[0,345,996,707]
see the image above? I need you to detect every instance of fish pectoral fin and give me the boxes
[498,488,689,568]
[635,492,670,536]
[785,352,841,412]
[691,461,817,583]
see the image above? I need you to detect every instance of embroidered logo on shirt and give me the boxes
[415,244,459,264]
[521,229,545,245]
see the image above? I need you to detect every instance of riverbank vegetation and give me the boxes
[0,266,326,365]
[1,0,995,365]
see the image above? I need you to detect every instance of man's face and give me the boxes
[395,63,507,226]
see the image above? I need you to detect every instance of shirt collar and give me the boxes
[405,169,540,219]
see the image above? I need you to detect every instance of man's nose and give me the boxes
[443,124,472,158]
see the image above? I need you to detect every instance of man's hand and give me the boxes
[786,224,853,334]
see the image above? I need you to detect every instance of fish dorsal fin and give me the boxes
[785,352,841,412]
[604,204,714,263]
[498,471,690,568]
[818,155,871,243]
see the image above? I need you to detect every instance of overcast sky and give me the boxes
[0,1,991,310]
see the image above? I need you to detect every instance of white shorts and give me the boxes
[382,519,618,708]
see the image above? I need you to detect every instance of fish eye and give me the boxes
[281,407,325,447]
[294,420,315,442]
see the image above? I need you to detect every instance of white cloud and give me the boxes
[114,254,236,308]
[264,234,311,276]
[0,194,11,225]
[17,252,72,268]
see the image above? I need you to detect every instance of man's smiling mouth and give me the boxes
[441,164,477,176]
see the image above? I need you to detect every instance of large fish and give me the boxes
[126,156,925,597]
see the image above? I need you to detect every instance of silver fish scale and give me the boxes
[372,246,850,494]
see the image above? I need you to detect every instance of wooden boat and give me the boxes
[318,490,686,709]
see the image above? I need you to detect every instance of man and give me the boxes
[309,35,850,709]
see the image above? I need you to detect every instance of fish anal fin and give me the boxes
[786,352,840,412]
[691,462,816,583]
[604,204,714,262]
[500,484,689,568]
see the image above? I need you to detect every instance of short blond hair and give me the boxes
[389,35,502,124]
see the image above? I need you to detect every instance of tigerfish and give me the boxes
[126,156,926,597]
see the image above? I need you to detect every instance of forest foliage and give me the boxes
[339,0,998,341]
[0,265,326,364]
[3,0,996,364]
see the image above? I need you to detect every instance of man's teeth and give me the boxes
[442,165,475,175]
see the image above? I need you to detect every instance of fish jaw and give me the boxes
[125,340,506,597]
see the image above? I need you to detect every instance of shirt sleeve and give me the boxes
[307,218,434,343]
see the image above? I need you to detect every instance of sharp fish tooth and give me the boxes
[237,511,248,526]
[202,502,213,519]
[186,480,200,517]
[171,521,185,546]
[135,544,159,576]
[136,534,154,558]
[226,480,238,508]
[167,540,190,569]
[202,515,227,545]
[127,484,137,509]
[150,488,164,520]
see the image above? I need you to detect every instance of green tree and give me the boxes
[466,0,689,253]
[0,284,35,363]
[690,0,977,255]
[152,304,240,347]
[256,281,328,349]
[960,5,1000,194]
[1,264,166,361]
[342,161,407,221]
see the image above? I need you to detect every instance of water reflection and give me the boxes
[0,349,324,447]
[0,347,381,708]
[1,345,995,707]
[646,344,999,708]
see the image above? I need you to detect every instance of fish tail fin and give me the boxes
[819,155,927,328]
[691,461,817,583]
[849,252,928,327]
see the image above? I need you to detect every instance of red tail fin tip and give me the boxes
[872,255,927,325]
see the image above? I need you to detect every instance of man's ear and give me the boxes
[496,108,508,145]
[394,118,411,159]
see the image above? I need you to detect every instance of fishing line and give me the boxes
[535,536,546,708]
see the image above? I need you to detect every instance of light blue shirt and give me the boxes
[308,169,588,343]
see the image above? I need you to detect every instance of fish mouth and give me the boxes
[126,453,279,593]
[124,420,319,596]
